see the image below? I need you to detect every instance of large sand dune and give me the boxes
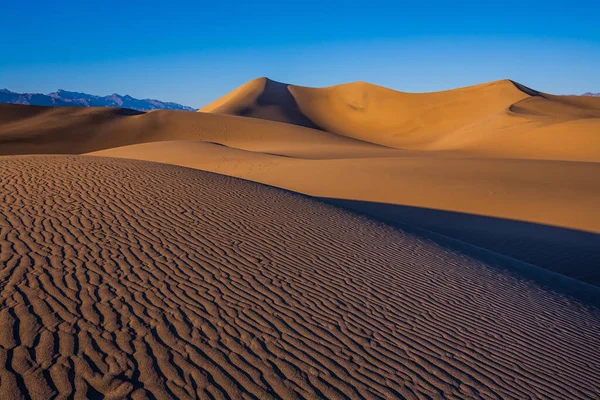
[201,78,600,161]
[1,155,599,399]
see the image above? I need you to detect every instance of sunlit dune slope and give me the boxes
[200,78,600,161]
[1,155,599,399]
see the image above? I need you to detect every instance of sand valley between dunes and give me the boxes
[0,78,599,399]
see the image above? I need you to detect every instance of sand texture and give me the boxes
[1,77,600,399]
[90,140,600,286]
[0,156,599,399]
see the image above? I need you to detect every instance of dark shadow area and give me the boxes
[244,78,322,130]
[509,80,541,96]
[85,385,105,400]
[320,198,600,293]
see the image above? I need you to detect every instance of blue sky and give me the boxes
[1,1,599,108]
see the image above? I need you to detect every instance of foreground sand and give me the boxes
[1,155,599,399]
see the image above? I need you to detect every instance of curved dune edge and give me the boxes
[0,155,599,399]
[88,140,600,286]
[88,140,600,233]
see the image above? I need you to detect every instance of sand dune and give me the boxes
[0,103,392,159]
[1,155,599,399]
[201,78,600,161]
[90,141,600,286]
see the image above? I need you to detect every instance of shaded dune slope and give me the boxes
[0,155,599,399]
[200,77,320,129]
[510,96,600,118]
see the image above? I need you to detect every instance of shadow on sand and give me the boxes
[320,198,600,296]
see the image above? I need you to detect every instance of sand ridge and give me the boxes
[3,78,600,162]
[90,140,600,286]
[0,155,599,399]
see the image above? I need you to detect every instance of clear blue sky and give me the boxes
[2,1,599,108]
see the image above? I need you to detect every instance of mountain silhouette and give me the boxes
[0,88,194,111]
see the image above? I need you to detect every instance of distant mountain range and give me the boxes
[0,88,195,111]
[582,92,600,97]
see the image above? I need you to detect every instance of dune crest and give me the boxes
[201,78,532,147]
